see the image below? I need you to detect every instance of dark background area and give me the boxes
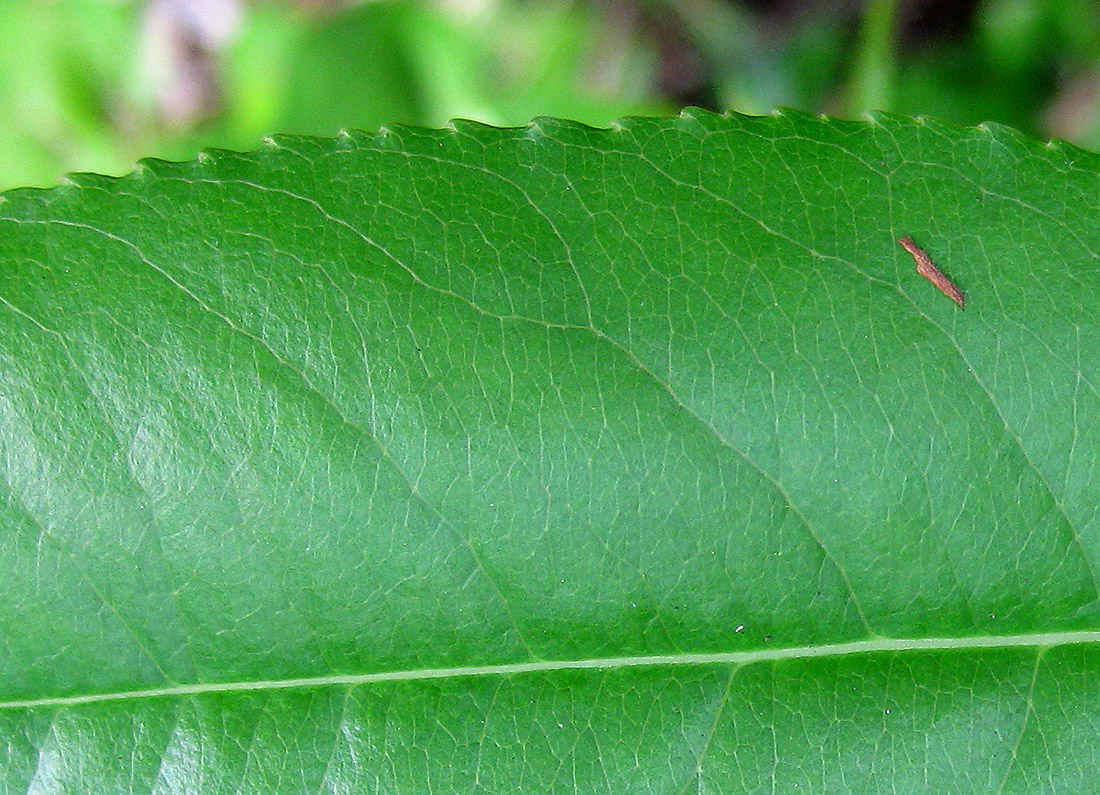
[2,0,1097,190]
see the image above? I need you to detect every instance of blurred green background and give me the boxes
[2,0,1099,191]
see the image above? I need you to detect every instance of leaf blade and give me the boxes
[3,110,1100,790]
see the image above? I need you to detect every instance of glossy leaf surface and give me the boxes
[3,111,1100,792]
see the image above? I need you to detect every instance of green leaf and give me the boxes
[3,110,1100,792]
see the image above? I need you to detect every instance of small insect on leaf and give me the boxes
[898,236,965,309]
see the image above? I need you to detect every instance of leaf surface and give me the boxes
[3,110,1100,792]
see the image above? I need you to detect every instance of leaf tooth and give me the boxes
[526,116,573,137]
[678,105,716,124]
[447,118,495,136]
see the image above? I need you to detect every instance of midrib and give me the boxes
[5,629,1100,710]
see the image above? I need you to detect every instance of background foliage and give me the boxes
[2,0,1099,192]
